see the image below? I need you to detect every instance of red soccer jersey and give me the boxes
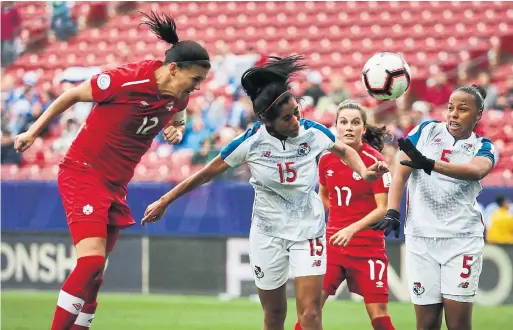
[319,143,392,247]
[64,60,188,186]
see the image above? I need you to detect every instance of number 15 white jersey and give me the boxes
[221,119,336,241]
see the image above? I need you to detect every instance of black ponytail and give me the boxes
[139,10,179,45]
[139,10,210,69]
[336,100,388,152]
[241,55,306,121]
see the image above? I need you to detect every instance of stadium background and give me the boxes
[1,1,513,329]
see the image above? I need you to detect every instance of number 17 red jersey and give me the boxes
[64,60,188,187]
[318,143,392,248]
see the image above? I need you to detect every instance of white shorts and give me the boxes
[249,229,327,290]
[405,236,484,305]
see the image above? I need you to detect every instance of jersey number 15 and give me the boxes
[277,162,297,183]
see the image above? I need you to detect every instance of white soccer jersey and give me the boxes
[221,119,336,241]
[404,120,497,238]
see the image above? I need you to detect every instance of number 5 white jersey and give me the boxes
[404,121,497,238]
[221,119,336,241]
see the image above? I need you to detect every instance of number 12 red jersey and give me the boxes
[318,143,392,247]
[64,60,188,187]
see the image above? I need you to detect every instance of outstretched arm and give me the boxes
[431,157,493,181]
[329,138,369,178]
[329,138,388,182]
[141,155,231,225]
[14,81,93,152]
[163,155,230,204]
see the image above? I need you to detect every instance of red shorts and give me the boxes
[57,160,135,249]
[323,244,389,304]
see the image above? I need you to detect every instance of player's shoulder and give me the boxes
[220,122,262,159]
[475,134,494,146]
[300,118,329,132]
[319,150,336,165]
[409,119,440,136]
[360,143,385,163]
[233,122,263,144]
[300,118,335,141]
[102,60,160,81]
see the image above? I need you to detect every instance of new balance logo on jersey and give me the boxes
[327,169,334,176]
[262,151,272,158]
[298,142,311,156]
[458,282,470,289]
[311,260,322,267]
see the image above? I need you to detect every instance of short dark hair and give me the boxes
[335,100,388,152]
[241,55,306,121]
[139,11,210,70]
[455,84,487,112]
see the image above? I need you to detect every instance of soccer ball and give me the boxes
[362,52,411,101]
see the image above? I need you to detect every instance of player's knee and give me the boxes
[297,305,321,326]
[75,236,108,258]
[446,320,470,330]
[263,305,287,327]
[365,302,390,319]
[416,318,442,330]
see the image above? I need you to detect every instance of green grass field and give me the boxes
[2,291,512,330]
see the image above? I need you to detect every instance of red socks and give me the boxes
[51,256,105,330]
[295,316,394,330]
[372,316,395,330]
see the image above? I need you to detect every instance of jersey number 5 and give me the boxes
[136,116,159,135]
[277,162,297,183]
[441,149,452,163]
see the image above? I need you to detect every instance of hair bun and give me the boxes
[471,84,487,100]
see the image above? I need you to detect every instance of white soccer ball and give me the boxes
[362,52,411,101]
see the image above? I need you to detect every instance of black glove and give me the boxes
[371,209,401,238]
[398,138,435,175]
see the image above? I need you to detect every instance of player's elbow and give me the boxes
[473,168,489,181]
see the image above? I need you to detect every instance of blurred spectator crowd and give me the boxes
[2,1,513,185]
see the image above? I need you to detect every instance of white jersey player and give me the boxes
[142,56,388,330]
[373,84,496,330]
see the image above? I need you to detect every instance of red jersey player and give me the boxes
[13,11,210,330]
[295,101,395,330]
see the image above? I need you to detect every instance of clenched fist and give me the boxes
[163,125,183,145]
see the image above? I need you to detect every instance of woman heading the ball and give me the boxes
[373,84,497,330]
[142,56,388,330]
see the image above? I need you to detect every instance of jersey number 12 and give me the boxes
[136,116,159,135]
